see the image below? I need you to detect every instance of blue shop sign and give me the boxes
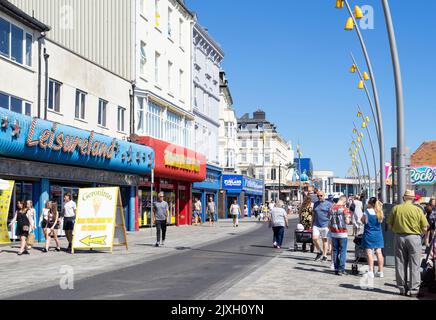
[0,109,154,175]
[243,176,264,195]
[193,165,222,190]
[222,174,243,191]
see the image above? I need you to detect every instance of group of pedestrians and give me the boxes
[301,189,434,297]
[193,197,218,226]
[9,193,77,255]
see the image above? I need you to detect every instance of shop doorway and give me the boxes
[178,189,189,225]
[162,190,176,225]
[192,191,202,224]
[50,185,80,237]
[138,189,157,227]
[206,193,217,222]
[8,182,33,241]
[227,195,239,219]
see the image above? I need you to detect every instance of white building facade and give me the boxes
[134,0,194,148]
[237,110,294,202]
[218,71,238,173]
[192,21,224,165]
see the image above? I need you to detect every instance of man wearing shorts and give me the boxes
[62,193,76,252]
[207,197,216,226]
[312,191,332,262]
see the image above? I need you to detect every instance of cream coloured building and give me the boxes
[218,71,238,173]
[237,110,294,202]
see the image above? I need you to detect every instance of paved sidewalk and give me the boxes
[0,219,262,299]
[216,230,436,301]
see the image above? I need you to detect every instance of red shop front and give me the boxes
[133,136,206,227]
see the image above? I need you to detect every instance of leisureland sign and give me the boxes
[410,167,436,186]
[222,175,243,190]
[0,109,154,175]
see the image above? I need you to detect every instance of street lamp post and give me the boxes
[353,122,372,198]
[341,0,387,203]
[381,0,406,204]
[358,105,378,195]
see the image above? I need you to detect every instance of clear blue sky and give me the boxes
[187,0,436,177]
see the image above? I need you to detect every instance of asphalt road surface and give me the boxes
[8,219,298,300]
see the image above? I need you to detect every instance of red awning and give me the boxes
[132,135,207,183]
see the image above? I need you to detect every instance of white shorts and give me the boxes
[313,226,329,239]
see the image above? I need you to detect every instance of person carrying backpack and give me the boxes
[328,195,351,276]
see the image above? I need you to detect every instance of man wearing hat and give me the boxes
[387,190,429,297]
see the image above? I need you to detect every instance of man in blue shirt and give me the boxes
[312,191,333,262]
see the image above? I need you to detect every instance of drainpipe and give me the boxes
[37,32,46,119]
[43,48,50,120]
[130,81,136,137]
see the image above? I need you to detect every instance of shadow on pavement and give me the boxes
[339,283,402,297]
[293,266,336,276]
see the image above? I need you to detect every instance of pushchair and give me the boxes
[294,229,315,253]
[351,234,367,275]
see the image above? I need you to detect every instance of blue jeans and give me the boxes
[332,237,348,272]
[273,227,285,247]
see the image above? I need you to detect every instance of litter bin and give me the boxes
[382,204,396,266]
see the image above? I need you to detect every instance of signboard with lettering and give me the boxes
[410,167,436,186]
[243,177,264,195]
[0,180,14,244]
[222,175,244,191]
[0,109,154,175]
[72,187,128,253]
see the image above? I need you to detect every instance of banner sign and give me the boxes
[72,187,128,253]
[410,167,436,186]
[0,180,14,244]
[0,108,154,175]
[243,177,264,194]
[222,175,243,191]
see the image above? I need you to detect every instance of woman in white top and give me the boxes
[25,200,37,250]
[39,201,51,241]
[230,200,241,227]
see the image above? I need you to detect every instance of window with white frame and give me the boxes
[155,51,160,84]
[146,100,164,140]
[179,69,184,100]
[0,17,32,67]
[167,7,172,38]
[75,90,86,120]
[48,79,61,113]
[194,85,198,108]
[168,61,173,93]
[137,97,145,132]
[140,41,147,76]
[166,110,182,145]
[253,153,259,165]
[117,106,125,132]
[98,99,107,127]
[225,149,235,168]
[183,119,192,149]
[253,138,259,148]
[241,153,247,163]
[178,18,183,47]
[241,139,247,148]
[265,153,271,163]
[0,92,31,116]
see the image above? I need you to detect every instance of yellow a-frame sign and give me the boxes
[72,187,128,254]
